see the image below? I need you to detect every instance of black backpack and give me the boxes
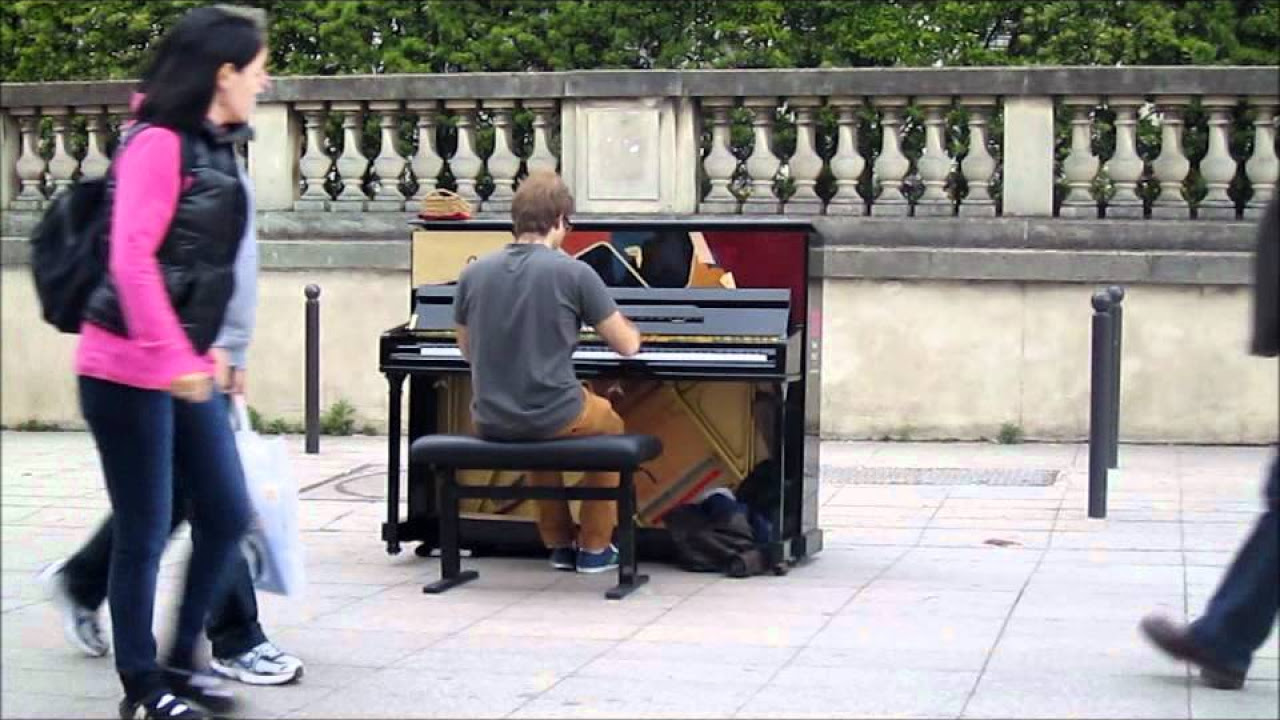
[29,125,190,334]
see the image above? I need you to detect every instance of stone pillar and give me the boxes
[485,100,521,213]
[44,108,78,198]
[871,96,910,216]
[742,97,780,214]
[294,102,332,211]
[405,100,443,211]
[1198,96,1240,221]
[1001,96,1055,216]
[0,111,18,207]
[699,96,739,214]
[331,101,369,211]
[826,96,866,216]
[786,96,825,215]
[524,99,559,175]
[445,100,483,209]
[1244,96,1278,219]
[915,96,954,217]
[79,108,111,180]
[1059,96,1100,219]
[1103,96,1145,219]
[367,101,407,211]
[11,109,46,210]
[249,102,301,211]
[1150,96,1192,220]
[959,96,997,217]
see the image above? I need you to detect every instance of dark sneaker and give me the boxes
[162,669,237,715]
[211,641,304,686]
[575,545,619,574]
[118,690,209,719]
[1139,614,1247,690]
[548,546,577,571]
[39,559,110,657]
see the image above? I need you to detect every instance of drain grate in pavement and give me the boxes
[821,466,1062,486]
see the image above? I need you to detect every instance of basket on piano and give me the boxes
[419,188,473,220]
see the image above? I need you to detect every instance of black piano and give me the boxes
[379,218,823,567]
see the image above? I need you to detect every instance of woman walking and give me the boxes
[75,6,271,718]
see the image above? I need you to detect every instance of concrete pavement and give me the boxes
[2,431,1277,718]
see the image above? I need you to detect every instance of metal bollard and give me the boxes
[305,284,321,454]
[1106,285,1125,470]
[1088,290,1114,519]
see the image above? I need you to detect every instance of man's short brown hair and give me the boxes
[511,170,574,237]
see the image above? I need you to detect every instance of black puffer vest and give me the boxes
[83,121,250,354]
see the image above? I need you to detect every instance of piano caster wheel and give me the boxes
[771,563,789,576]
[388,542,402,556]
[414,543,435,558]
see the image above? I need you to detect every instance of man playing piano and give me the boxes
[452,170,642,574]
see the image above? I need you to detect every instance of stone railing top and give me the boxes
[3,66,1277,108]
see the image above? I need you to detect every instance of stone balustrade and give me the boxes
[2,67,1276,221]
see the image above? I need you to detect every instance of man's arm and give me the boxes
[595,311,641,357]
[456,325,471,362]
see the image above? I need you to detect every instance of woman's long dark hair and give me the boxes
[136,6,265,133]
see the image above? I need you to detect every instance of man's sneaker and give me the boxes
[575,545,620,574]
[211,641,304,686]
[162,669,236,715]
[118,690,208,719]
[38,559,110,657]
[548,545,577,571]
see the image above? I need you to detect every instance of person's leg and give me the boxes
[1188,456,1280,673]
[60,517,114,609]
[79,376,174,703]
[165,393,253,673]
[528,470,575,549]
[565,389,625,554]
[204,549,266,658]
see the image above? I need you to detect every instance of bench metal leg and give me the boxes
[424,467,479,594]
[607,469,648,600]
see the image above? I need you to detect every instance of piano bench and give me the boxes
[409,434,663,600]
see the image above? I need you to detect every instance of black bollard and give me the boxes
[1106,285,1125,470]
[305,284,321,454]
[1088,290,1114,519]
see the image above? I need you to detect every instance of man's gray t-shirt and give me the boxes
[454,243,618,440]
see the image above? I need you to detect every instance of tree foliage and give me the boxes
[2,0,1276,82]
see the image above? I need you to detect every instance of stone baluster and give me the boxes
[331,102,369,211]
[294,102,332,211]
[871,96,911,216]
[826,96,866,216]
[1198,96,1239,220]
[405,100,443,211]
[485,100,521,213]
[959,96,997,217]
[367,101,407,211]
[11,109,47,209]
[742,97,781,214]
[785,96,824,215]
[1150,96,1192,220]
[1059,97,1100,218]
[44,108,79,197]
[524,99,559,174]
[1244,96,1278,219]
[105,105,129,156]
[1102,96,1145,219]
[78,108,111,180]
[445,100,483,209]
[699,97,739,213]
[915,96,954,216]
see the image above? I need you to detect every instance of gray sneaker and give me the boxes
[38,559,109,657]
[211,641,303,686]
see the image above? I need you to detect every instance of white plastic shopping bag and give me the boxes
[231,396,305,596]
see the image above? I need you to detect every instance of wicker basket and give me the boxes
[419,188,473,219]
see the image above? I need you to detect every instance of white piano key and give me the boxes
[416,345,769,365]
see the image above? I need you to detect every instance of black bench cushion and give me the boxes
[410,434,663,471]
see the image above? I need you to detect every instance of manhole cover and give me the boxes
[821,466,1061,487]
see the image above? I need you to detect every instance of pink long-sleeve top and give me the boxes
[75,127,213,390]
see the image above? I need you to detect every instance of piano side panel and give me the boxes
[412,230,512,286]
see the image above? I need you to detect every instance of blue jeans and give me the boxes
[79,376,252,702]
[1190,454,1280,674]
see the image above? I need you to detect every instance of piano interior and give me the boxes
[383,220,821,562]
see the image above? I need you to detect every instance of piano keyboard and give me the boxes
[416,345,770,365]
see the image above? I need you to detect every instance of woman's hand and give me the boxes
[170,372,214,403]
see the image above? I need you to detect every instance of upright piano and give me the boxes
[378,218,824,567]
